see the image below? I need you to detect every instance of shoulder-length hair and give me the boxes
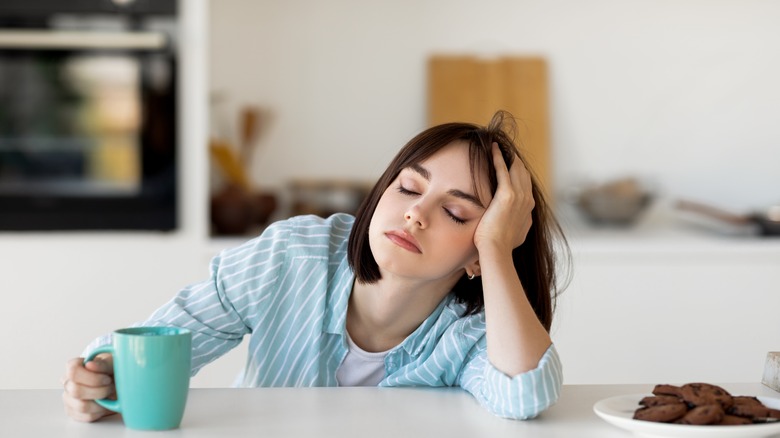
[347,111,569,332]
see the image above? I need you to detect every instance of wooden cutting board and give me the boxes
[427,56,552,200]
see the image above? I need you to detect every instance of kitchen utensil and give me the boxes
[675,200,780,236]
[210,184,253,235]
[428,56,552,200]
[210,139,251,191]
[575,178,653,225]
[240,107,260,163]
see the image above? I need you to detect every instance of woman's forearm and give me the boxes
[478,246,552,376]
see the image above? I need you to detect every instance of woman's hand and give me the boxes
[62,354,117,422]
[474,142,535,254]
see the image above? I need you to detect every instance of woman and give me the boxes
[63,110,569,421]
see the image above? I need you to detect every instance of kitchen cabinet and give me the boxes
[553,221,780,384]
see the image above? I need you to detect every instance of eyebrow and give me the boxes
[408,163,485,209]
[409,163,431,181]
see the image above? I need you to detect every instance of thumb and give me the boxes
[84,353,114,375]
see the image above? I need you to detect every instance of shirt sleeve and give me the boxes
[457,341,563,420]
[84,219,293,376]
[155,219,294,374]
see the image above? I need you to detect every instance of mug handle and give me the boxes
[83,346,121,413]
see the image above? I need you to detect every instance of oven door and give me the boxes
[0,26,177,231]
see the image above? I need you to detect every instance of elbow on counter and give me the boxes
[478,344,563,420]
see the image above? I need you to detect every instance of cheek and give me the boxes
[374,191,412,226]
[368,194,393,242]
[370,196,391,229]
[434,227,478,259]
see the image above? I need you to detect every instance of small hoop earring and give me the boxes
[468,273,475,280]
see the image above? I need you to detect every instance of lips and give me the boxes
[385,230,422,254]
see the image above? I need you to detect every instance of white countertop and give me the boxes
[2,383,778,437]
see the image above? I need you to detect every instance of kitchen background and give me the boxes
[208,0,780,225]
[1,0,778,389]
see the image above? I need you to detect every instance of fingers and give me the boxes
[489,142,534,248]
[491,142,511,187]
[491,142,533,200]
[62,391,114,423]
[83,353,114,375]
[65,356,114,392]
[62,355,116,422]
[492,142,530,183]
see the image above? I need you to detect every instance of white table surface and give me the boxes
[1,383,778,437]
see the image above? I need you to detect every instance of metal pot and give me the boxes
[575,178,654,226]
[675,200,780,236]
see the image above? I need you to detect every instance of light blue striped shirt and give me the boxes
[88,213,562,419]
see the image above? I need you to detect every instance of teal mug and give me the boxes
[83,327,192,430]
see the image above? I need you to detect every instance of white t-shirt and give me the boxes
[336,332,389,386]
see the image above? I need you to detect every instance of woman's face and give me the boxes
[368,141,492,283]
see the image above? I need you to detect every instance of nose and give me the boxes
[404,204,428,229]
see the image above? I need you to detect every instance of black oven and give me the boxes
[0,0,177,231]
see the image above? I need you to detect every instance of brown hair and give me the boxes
[347,111,569,331]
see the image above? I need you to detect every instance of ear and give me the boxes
[465,259,481,278]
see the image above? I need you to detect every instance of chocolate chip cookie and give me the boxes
[634,402,688,423]
[680,383,734,409]
[678,404,725,425]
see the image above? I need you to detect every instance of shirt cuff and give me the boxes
[80,334,113,359]
[480,343,563,420]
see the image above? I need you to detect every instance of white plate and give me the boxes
[593,393,780,438]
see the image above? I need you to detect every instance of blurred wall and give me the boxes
[211,0,780,211]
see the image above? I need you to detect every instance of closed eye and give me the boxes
[397,185,419,196]
[444,209,466,225]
